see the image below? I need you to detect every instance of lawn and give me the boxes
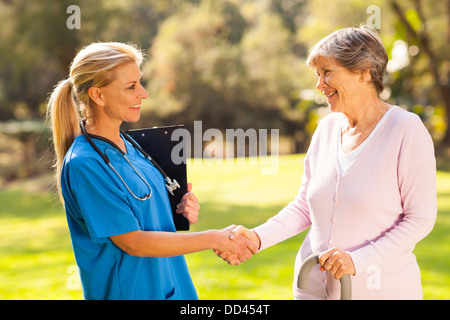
[0,154,449,300]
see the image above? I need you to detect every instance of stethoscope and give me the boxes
[79,118,180,201]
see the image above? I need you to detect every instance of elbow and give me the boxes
[410,208,437,242]
[110,231,147,257]
[423,201,438,236]
[115,241,144,257]
[424,210,437,237]
[122,245,143,257]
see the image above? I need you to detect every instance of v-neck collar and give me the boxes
[335,106,396,177]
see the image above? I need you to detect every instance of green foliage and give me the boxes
[1,0,450,173]
[1,0,449,141]
[142,0,310,150]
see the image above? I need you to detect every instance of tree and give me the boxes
[0,0,81,120]
[389,0,450,144]
[0,0,199,121]
[143,0,305,141]
[295,0,450,145]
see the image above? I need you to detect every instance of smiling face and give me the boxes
[314,56,367,114]
[89,62,149,127]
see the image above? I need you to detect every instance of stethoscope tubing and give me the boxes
[79,119,179,200]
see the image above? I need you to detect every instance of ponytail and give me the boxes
[47,78,80,198]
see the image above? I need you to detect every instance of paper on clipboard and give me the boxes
[126,125,190,231]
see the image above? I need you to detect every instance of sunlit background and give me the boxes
[0,0,449,300]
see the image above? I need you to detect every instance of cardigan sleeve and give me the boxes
[252,114,336,251]
[253,146,312,251]
[349,113,437,274]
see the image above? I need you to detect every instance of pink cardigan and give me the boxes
[254,106,437,299]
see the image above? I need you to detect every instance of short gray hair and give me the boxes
[306,26,388,93]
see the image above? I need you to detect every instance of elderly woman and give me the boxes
[221,26,437,299]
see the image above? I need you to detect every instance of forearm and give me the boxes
[111,229,223,258]
[253,197,311,251]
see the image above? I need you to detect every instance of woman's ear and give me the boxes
[360,69,372,84]
[88,87,106,107]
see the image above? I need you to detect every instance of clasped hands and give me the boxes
[175,185,259,264]
[214,225,260,265]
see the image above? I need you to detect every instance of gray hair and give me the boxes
[306,26,388,93]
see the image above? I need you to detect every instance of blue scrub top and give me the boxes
[61,134,198,300]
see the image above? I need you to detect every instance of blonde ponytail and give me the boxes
[47,78,80,196]
[46,42,144,201]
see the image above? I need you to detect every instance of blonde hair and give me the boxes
[46,42,144,199]
[306,26,388,93]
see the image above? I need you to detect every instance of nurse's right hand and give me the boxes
[214,225,258,265]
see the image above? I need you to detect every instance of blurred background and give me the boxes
[0,0,449,299]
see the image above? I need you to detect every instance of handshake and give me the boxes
[213,225,261,265]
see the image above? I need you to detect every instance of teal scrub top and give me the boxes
[61,134,198,300]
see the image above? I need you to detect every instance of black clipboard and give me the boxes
[126,125,190,231]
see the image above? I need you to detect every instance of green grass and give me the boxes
[0,154,449,299]
[0,190,81,299]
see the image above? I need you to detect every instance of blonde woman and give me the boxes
[47,42,257,300]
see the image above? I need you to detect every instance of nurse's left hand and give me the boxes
[176,182,200,225]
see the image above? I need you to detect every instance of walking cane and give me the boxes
[297,253,352,300]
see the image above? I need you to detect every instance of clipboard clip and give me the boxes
[165,177,181,196]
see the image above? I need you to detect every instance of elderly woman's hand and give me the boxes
[319,248,355,280]
[176,182,200,225]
